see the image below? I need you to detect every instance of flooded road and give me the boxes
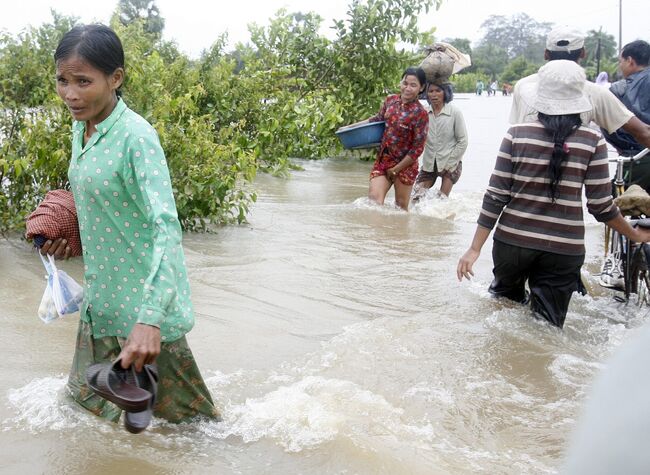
[1,94,648,474]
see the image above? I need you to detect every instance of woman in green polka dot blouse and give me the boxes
[41,24,219,423]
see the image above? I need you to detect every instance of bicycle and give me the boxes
[599,148,650,306]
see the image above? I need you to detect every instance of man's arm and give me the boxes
[621,116,650,150]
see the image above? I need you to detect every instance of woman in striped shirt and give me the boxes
[456,60,650,328]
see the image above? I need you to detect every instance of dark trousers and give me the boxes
[489,240,585,328]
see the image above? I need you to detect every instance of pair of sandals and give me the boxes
[85,359,158,434]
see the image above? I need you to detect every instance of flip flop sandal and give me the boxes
[124,364,158,434]
[85,359,152,413]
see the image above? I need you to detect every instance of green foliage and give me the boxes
[0,13,77,233]
[470,43,509,80]
[454,12,549,81]
[583,29,619,80]
[1,0,440,234]
[500,56,538,84]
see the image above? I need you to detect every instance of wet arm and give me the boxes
[606,214,650,242]
[457,225,491,281]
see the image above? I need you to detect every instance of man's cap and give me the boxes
[546,26,585,52]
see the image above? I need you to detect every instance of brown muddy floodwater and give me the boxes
[1,94,648,474]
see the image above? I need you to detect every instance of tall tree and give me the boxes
[478,13,551,62]
[471,43,509,79]
[583,28,618,77]
[117,0,165,36]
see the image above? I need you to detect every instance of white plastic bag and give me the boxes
[38,253,84,322]
[38,281,60,323]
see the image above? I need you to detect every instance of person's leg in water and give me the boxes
[394,178,414,210]
[68,320,220,423]
[527,252,584,328]
[489,241,534,304]
[439,162,462,197]
[368,175,392,205]
[440,176,454,197]
[412,180,434,202]
[412,168,438,203]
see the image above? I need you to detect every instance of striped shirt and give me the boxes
[478,122,620,256]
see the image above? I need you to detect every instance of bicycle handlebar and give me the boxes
[608,148,650,187]
[608,148,650,163]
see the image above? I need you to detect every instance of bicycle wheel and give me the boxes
[629,243,650,307]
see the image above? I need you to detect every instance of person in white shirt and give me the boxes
[509,26,650,150]
[412,80,468,199]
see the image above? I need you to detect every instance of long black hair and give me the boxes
[538,112,582,201]
[54,24,125,96]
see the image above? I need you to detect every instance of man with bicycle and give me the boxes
[603,40,650,192]
[510,27,650,151]
[510,28,650,291]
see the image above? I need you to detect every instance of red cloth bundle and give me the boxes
[25,190,82,257]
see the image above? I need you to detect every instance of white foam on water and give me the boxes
[201,375,435,455]
[351,196,404,214]
[5,290,646,473]
[4,375,94,432]
[548,354,603,390]
[411,190,483,222]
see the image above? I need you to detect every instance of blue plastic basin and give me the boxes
[335,121,386,150]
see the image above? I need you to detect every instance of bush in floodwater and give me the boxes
[0,1,439,234]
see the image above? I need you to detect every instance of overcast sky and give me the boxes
[0,0,647,58]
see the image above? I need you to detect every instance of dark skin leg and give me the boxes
[394,180,413,210]
[440,176,454,197]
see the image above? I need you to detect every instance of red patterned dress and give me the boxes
[369,94,429,185]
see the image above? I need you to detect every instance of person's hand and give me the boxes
[40,238,72,260]
[634,227,650,243]
[386,168,398,182]
[118,323,161,372]
[457,248,480,281]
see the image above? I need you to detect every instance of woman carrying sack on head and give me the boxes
[456,60,650,328]
[412,80,468,200]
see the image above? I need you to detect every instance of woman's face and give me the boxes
[56,54,123,129]
[427,84,445,107]
[399,74,423,103]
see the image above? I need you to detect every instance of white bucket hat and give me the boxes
[521,60,592,115]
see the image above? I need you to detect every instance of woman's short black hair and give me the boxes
[402,67,427,88]
[55,24,125,78]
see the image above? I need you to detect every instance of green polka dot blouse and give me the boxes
[68,99,193,342]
